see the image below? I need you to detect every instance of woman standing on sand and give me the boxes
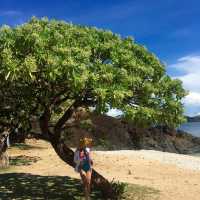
[74,137,93,200]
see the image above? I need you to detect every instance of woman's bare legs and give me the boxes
[80,169,92,200]
[86,169,92,195]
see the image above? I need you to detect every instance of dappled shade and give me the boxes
[0,173,102,200]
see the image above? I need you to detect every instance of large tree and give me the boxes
[0,17,186,199]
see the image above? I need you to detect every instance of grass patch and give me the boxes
[9,155,41,166]
[123,183,160,200]
[0,155,40,174]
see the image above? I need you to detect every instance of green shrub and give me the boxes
[110,180,128,200]
[97,138,114,150]
[79,119,93,131]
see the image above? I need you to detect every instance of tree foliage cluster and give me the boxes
[0,17,186,133]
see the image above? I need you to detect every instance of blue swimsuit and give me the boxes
[80,148,91,172]
[82,159,91,172]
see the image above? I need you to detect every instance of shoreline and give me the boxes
[179,121,200,138]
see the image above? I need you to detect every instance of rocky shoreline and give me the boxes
[13,111,200,155]
[63,113,200,155]
[128,126,200,154]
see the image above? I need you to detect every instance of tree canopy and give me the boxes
[0,17,186,131]
[0,17,187,199]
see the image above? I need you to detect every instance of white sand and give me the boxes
[95,150,200,171]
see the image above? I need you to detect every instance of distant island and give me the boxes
[187,115,200,122]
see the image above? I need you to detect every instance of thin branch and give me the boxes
[54,100,81,136]
[39,107,53,138]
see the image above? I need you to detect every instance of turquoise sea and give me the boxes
[179,122,200,137]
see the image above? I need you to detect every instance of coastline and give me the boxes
[179,121,200,138]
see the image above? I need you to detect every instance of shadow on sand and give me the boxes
[0,173,102,200]
[11,143,46,150]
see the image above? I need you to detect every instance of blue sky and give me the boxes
[1,0,200,116]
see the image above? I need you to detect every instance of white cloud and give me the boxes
[168,55,200,116]
[170,55,200,74]
[178,73,200,93]
[0,10,22,17]
[183,92,200,106]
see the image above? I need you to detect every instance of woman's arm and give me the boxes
[89,151,93,166]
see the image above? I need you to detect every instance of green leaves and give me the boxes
[0,17,186,130]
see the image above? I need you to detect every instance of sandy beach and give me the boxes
[7,139,200,200]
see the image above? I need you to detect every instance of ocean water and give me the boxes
[179,122,200,137]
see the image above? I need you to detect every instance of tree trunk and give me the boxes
[0,151,9,168]
[0,133,9,169]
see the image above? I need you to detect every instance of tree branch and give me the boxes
[54,100,81,137]
[39,107,52,139]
